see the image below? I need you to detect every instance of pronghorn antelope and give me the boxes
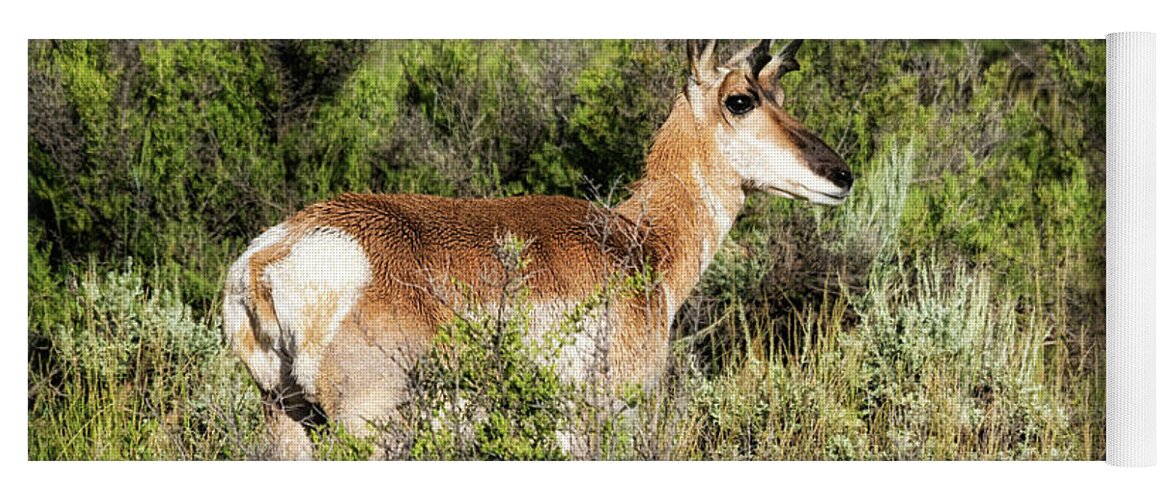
[223,39,853,459]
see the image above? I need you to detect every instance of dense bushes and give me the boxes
[28,39,1105,459]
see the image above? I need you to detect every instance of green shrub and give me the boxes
[28,40,1106,460]
[395,235,574,460]
[853,257,1074,459]
[675,255,1079,460]
[28,263,264,460]
[567,40,682,191]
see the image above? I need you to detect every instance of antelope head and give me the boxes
[686,39,853,205]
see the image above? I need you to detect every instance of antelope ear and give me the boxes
[758,39,804,87]
[687,39,719,84]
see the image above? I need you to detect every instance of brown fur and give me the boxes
[226,40,852,459]
[247,241,290,339]
[288,192,664,309]
[287,191,676,387]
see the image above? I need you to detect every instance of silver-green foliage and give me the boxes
[29,264,264,460]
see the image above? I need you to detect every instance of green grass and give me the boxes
[28,142,1103,460]
[664,257,1093,460]
[27,39,1105,460]
[28,264,265,460]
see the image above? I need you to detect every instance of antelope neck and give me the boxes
[616,95,745,302]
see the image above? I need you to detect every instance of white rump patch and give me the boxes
[263,228,372,398]
[223,224,289,390]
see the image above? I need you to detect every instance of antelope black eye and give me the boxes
[724,94,755,115]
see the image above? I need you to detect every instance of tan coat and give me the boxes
[222,40,852,459]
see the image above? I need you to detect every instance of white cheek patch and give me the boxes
[263,228,372,398]
[718,124,845,200]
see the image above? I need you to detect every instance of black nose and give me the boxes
[829,168,854,189]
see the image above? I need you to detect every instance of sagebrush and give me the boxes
[28,40,1104,460]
